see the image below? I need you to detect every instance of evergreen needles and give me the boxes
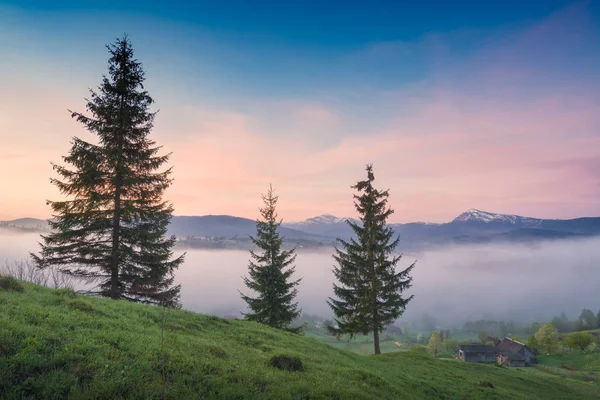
[240,185,302,332]
[30,36,184,307]
[328,164,415,354]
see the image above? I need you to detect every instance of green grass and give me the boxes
[537,352,600,382]
[304,331,413,355]
[1,281,599,399]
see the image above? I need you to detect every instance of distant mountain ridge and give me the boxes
[452,208,544,226]
[284,209,600,249]
[3,209,600,250]
[0,218,50,232]
[167,215,331,242]
[293,214,358,225]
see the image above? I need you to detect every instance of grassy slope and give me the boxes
[305,332,410,355]
[537,353,600,381]
[1,282,599,400]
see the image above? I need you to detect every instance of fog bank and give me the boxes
[2,230,599,327]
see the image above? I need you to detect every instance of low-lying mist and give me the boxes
[2,230,599,329]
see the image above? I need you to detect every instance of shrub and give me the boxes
[535,323,560,354]
[1,260,74,289]
[269,355,304,372]
[66,298,99,314]
[443,339,460,354]
[207,345,227,358]
[0,276,24,292]
[564,332,594,351]
[428,332,442,357]
[55,288,78,299]
[408,345,429,355]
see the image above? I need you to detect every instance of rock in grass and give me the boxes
[478,381,494,389]
[269,355,303,372]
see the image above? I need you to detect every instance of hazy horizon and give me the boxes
[3,206,600,225]
[3,230,599,330]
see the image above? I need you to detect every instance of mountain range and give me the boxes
[281,208,600,249]
[2,208,599,250]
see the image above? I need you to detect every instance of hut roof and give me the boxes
[495,338,526,353]
[458,345,497,353]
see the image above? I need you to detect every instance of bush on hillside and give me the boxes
[535,323,560,354]
[0,276,24,292]
[408,345,430,355]
[564,332,594,351]
[1,260,74,289]
[269,355,303,372]
[66,298,101,315]
[55,288,78,299]
[208,345,228,358]
[443,339,460,354]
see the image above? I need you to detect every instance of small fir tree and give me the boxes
[240,185,302,331]
[31,36,184,307]
[327,164,415,354]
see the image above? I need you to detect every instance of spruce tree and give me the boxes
[240,185,302,331]
[327,164,415,354]
[31,36,184,307]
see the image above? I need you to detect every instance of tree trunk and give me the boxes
[110,157,122,299]
[373,328,381,355]
[110,91,125,299]
[110,185,121,299]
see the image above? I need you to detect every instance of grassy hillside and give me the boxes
[1,279,599,399]
[537,352,600,381]
[304,331,411,355]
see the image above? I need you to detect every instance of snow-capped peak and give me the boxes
[299,214,350,225]
[411,221,442,226]
[453,209,541,225]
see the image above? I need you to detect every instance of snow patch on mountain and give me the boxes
[297,214,353,225]
[453,209,542,226]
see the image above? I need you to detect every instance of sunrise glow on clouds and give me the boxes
[0,1,599,222]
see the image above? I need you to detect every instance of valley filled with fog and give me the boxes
[2,230,599,329]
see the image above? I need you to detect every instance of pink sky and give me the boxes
[0,2,599,223]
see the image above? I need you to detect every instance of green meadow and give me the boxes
[1,278,599,399]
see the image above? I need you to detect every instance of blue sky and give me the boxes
[4,0,596,96]
[1,0,599,222]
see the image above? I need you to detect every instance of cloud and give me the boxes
[0,2,599,222]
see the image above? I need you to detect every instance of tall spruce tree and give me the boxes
[240,185,302,331]
[327,164,415,354]
[31,36,184,307]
